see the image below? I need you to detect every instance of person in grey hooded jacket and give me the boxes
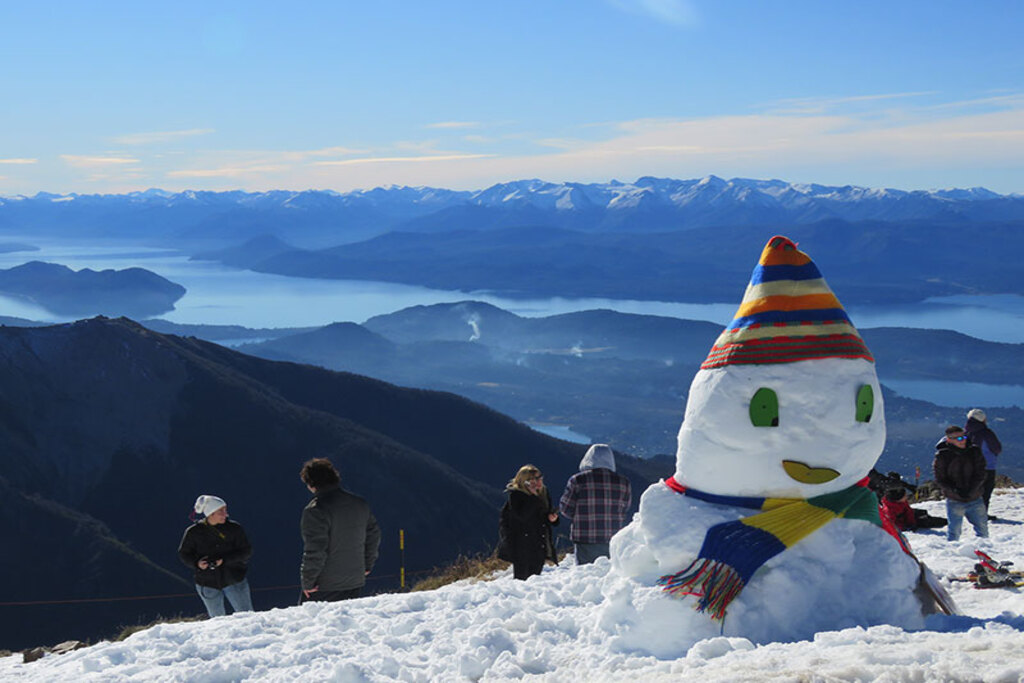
[558,444,632,564]
[299,458,381,603]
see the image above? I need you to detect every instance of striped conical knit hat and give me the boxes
[701,235,873,369]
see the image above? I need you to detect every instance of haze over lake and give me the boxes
[2,241,1022,337]
[2,241,1023,409]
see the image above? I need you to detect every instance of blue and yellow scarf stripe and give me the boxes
[658,476,901,620]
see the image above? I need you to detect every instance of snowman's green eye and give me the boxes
[856,385,874,423]
[750,388,779,427]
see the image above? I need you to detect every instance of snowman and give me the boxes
[603,235,935,656]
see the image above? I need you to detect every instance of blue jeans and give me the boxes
[946,498,989,541]
[574,542,611,565]
[196,578,253,617]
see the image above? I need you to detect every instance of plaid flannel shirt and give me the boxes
[559,468,632,544]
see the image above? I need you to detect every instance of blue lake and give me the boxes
[2,241,1022,340]
[526,423,592,444]
[882,379,1024,410]
[1,241,1023,409]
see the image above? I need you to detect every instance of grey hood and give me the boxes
[579,444,616,472]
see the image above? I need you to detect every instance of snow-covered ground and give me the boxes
[4,489,1024,682]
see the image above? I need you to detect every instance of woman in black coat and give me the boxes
[178,494,254,617]
[498,465,559,580]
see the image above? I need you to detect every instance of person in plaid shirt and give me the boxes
[559,444,632,564]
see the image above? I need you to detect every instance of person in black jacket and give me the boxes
[498,465,559,580]
[177,495,253,617]
[299,458,381,603]
[933,425,989,542]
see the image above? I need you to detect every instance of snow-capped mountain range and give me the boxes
[2,176,1022,247]
[4,175,1013,210]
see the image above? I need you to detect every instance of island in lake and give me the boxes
[0,261,186,318]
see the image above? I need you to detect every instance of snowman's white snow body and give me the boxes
[602,238,926,658]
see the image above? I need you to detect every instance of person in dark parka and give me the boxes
[178,494,253,617]
[299,458,381,603]
[498,464,559,580]
[934,425,988,541]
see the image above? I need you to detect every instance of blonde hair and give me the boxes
[506,464,544,495]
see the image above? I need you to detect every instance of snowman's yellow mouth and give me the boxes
[782,460,840,485]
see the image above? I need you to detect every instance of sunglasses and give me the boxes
[950,435,967,442]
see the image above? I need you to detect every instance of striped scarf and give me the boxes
[657,476,906,620]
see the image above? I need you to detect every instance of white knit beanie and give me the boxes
[967,408,987,423]
[194,495,227,518]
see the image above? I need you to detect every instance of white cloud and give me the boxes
[534,137,592,150]
[62,91,1024,194]
[162,146,371,181]
[167,164,287,179]
[315,153,495,166]
[113,129,215,146]
[924,92,1024,112]
[766,92,939,116]
[0,158,37,165]
[291,95,1024,192]
[425,121,482,129]
[301,145,368,158]
[608,0,697,27]
[60,155,139,168]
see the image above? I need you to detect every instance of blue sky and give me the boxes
[2,0,1023,195]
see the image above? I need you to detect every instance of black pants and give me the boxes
[983,469,996,510]
[299,587,362,604]
[513,558,544,580]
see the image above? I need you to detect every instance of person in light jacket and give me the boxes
[299,458,381,602]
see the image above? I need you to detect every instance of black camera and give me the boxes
[868,469,917,496]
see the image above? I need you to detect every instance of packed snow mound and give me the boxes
[608,482,923,653]
[603,235,920,645]
[3,492,1024,682]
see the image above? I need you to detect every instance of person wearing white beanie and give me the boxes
[194,495,227,518]
[964,409,1004,519]
[177,494,254,617]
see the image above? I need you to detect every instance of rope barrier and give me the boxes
[1,527,496,608]
[0,593,197,607]
[0,570,440,607]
